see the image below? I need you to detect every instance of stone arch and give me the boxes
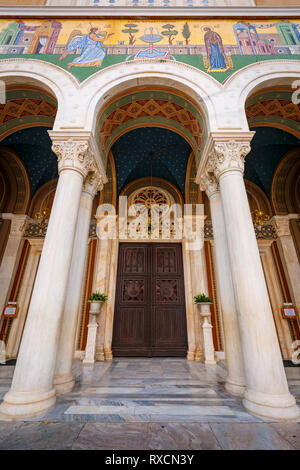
[96,86,206,164]
[0,83,57,142]
[225,59,300,130]
[0,58,79,128]
[271,147,300,215]
[79,60,222,140]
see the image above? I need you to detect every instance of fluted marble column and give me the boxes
[199,173,246,396]
[271,215,300,315]
[54,170,103,395]
[0,139,95,419]
[0,214,29,315]
[205,134,300,420]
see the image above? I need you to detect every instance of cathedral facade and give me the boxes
[0,0,299,422]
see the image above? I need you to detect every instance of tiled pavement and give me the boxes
[0,358,299,450]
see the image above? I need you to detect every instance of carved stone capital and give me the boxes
[199,170,219,199]
[83,170,104,198]
[51,139,94,178]
[10,215,29,237]
[271,216,291,238]
[207,140,251,180]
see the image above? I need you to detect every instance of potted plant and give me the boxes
[88,292,108,316]
[194,293,213,317]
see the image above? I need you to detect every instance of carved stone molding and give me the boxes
[1,214,29,238]
[83,170,104,198]
[207,140,252,181]
[10,215,29,237]
[271,216,291,238]
[51,139,94,178]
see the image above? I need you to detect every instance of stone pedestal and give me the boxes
[203,134,300,421]
[83,302,103,364]
[198,303,216,365]
[0,138,96,419]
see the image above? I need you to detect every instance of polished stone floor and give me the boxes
[0,358,299,450]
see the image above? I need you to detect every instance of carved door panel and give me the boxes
[113,243,187,357]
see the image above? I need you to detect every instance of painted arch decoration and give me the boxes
[96,88,206,162]
[0,19,299,83]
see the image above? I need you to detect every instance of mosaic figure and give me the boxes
[58,27,113,68]
[203,27,227,71]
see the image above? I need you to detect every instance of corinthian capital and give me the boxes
[83,170,104,198]
[208,139,251,180]
[10,214,29,237]
[199,170,219,199]
[52,139,94,178]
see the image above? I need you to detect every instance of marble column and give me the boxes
[54,170,103,395]
[6,239,43,359]
[0,139,95,419]
[205,134,300,421]
[0,214,29,315]
[200,174,246,395]
[271,215,300,315]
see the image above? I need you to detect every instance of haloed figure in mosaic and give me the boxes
[203,27,227,71]
[58,27,114,68]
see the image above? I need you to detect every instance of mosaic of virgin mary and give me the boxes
[58,27,113,69]
[203,27,228,72]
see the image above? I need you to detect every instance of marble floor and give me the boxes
[0,358,299,450]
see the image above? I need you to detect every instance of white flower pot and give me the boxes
[88,301,103,316]
[197,302,212,318]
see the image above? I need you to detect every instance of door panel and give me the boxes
[113,243,187,357]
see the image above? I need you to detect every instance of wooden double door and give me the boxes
[112,243,188,357]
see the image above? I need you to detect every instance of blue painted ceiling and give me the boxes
[111,127,192,197]
[245,126,299,199]
[2,126,58,196]
[0,125,298,205]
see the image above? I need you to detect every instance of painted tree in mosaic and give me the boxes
[122,24,139,45]
[182,22,191,45]
[161,24,178,45]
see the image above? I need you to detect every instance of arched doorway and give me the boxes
[112,178,188,357]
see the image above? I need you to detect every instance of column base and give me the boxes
[53,373,75,395]
[204,359,217,365]
[225,378,246,397]
[194,349,203,362]
[104,349,113,360]
[243,389,300,421]
[0,388,56,420]
[186,350,195,361]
